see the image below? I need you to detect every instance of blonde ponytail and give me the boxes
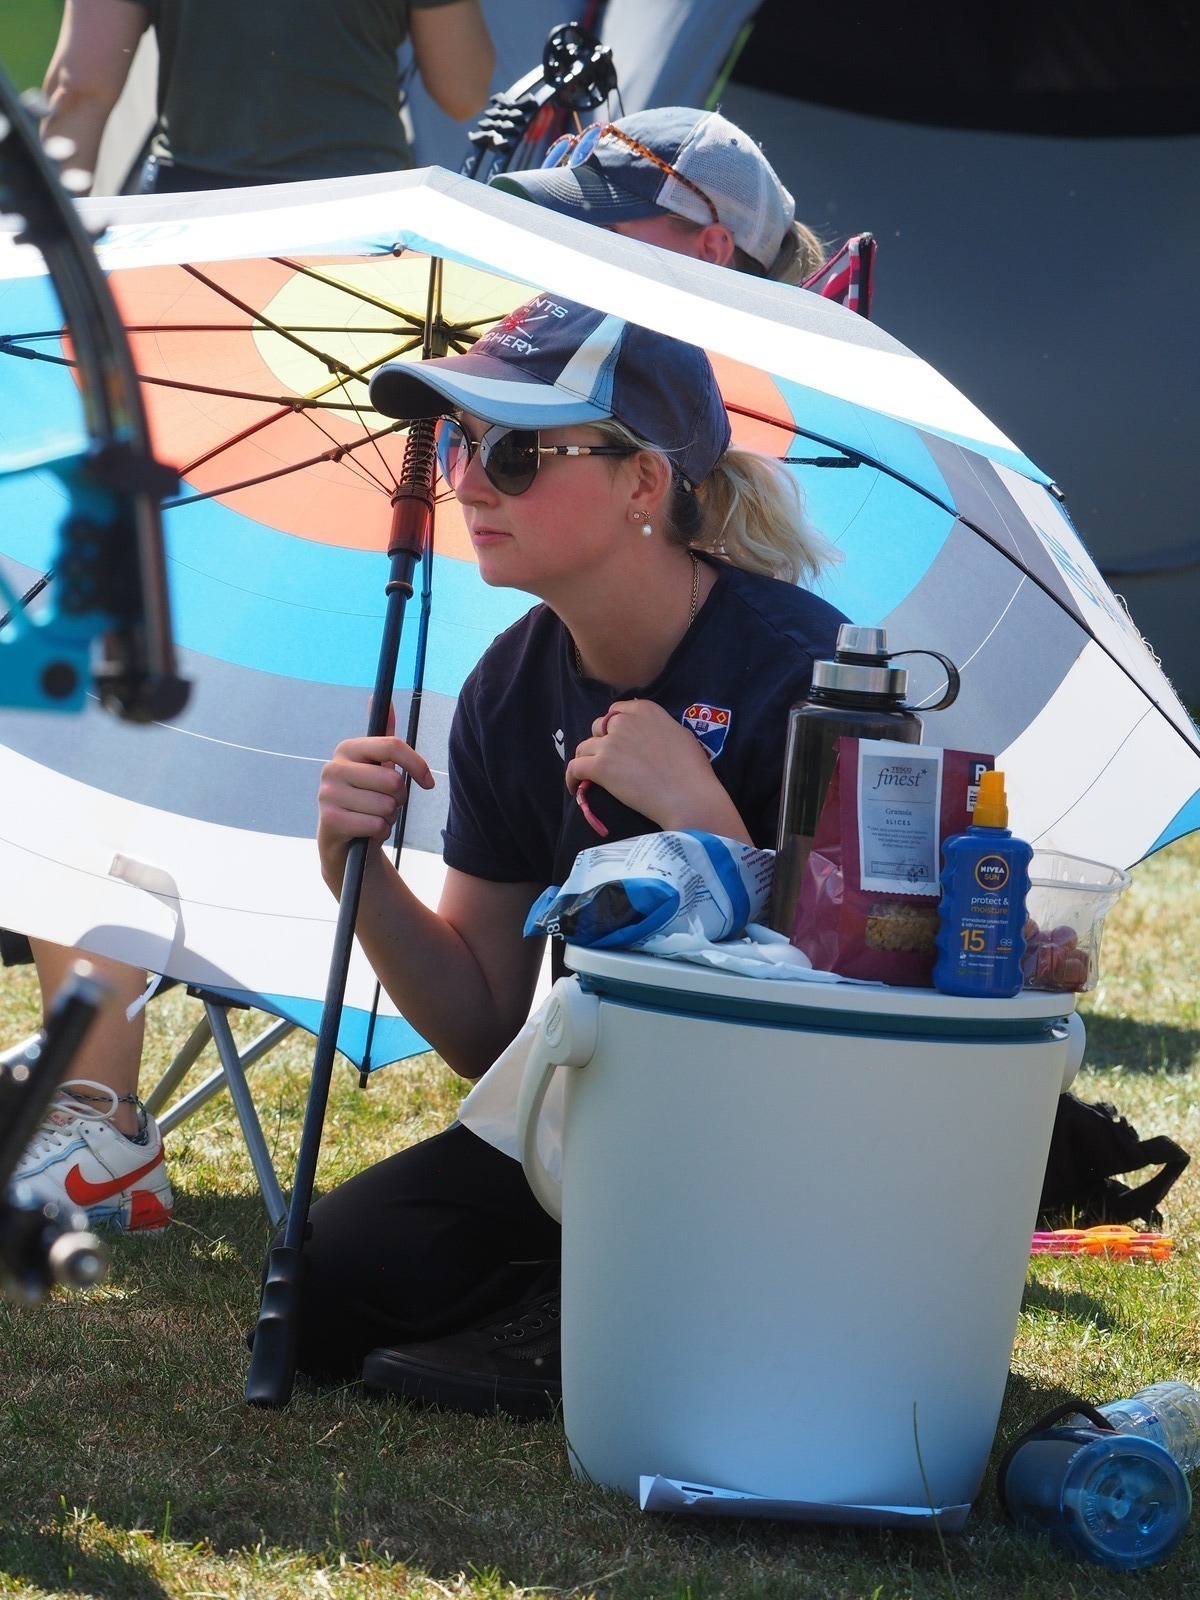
[595,422,840,588]
[689,449,840,586]
[733,221,829,285]
[768,221,828,286]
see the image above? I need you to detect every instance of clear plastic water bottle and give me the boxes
[1000,1383,1200,1570]
[1097,1381,1200,1471]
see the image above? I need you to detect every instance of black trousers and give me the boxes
[290,1121,561,1382]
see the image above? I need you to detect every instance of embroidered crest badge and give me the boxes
[682,702,732,760]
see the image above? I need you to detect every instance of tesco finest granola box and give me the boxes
[790,738,993,985]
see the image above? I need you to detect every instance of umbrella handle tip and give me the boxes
[244,1243,309,1407]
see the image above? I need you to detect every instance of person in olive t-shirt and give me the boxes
[40,0,494,191]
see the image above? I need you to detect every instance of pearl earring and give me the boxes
[631,510,652,537]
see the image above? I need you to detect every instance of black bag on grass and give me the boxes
[1038,1092,1190,1228]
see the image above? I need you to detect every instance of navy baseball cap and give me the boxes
[489,107,796,272]
[369,292,731,490]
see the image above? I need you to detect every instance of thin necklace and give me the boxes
[573,550,701,677]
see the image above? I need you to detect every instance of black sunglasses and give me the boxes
[434,417,636,498]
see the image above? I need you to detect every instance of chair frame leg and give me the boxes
[142,1014,213,1117]
[147,1002,294,1229]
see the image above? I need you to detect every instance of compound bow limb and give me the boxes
[0,67,188,721]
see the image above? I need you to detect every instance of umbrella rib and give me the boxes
[0,331,62,355]
[305,358,410,491]
[5,325,440,345]
[126,322,415,335]
[178,402,336,475]
[178,260,452,410]
[166,422,410,506]
[2,292,477,433]
[278,396,406,497]
[139,370,383,409]
[742,404,1024,570]
[183,399,408,497]
[1,339,402,410]
[294,332,426,406]
[0,570,53,630]
[10,311,424,494]
[266,253,469,485]
[168,377,383,475]
[181,263,367,378]
[273,255,502,348]
[739,404,1200,758]
[272,254,431,322]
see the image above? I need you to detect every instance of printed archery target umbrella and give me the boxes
[122,253,527,559]
[0,247,539,1064]
[0,167,1197,1068]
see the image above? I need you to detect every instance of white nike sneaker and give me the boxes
[13,1079,174,1233]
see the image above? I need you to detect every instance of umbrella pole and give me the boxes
[359,527,435,1083]
[245,418,437,1408]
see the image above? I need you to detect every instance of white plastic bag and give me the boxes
[524,830,774,948]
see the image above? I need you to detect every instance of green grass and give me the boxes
[2,835,1200,1597]
[0,1,64,92]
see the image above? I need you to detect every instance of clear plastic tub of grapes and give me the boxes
[1022,851,1132,993]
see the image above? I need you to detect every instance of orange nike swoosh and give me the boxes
[64,1151,163,1205]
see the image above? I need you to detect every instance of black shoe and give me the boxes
[362,1284,562,1421]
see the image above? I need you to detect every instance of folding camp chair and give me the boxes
[0,951,298,1231]
[142,989,295,1228]
[21,949,542,1238]
[802,231,877,319]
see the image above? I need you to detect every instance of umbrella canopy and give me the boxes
[1,166,1196,1067]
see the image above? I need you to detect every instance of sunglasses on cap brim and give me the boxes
[434,417,636,498]
[541,123,721,228]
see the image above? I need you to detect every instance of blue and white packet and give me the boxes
[524,831,774,948]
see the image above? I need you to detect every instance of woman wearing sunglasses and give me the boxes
[490,106,826,283]
[297,293,846,1415]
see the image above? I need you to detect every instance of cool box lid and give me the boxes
[565,944,1077,1041]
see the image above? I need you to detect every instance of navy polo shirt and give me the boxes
[443,556,847,885]
[441,556,844,889]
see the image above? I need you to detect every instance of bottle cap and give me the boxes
[1002,1429,1192,1570]
[810,624,909,698]
[973,768,1009,828]
[1060,1434,1192,1569]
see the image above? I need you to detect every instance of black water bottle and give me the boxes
[770,625,959,936]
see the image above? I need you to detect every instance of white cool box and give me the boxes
[517,946,1082,1526]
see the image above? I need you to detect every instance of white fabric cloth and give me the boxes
[458,925,876,1182]
[459,995,564,1180]
[636,919,879,980]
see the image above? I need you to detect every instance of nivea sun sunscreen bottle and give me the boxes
[933,769,1032,997]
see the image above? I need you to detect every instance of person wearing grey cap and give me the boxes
[490,106,826,282]
[287,293,846,1418]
